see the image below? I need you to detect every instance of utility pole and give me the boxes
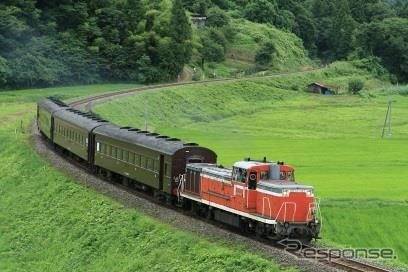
[382,100,396,138]
[144,101,148,131]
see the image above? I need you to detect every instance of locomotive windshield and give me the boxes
[280,171,295,181]
[232,167,247,183]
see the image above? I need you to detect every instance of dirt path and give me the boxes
[71,66,327,111]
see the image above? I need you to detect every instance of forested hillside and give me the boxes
[1,0,408,89]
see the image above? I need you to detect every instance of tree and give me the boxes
[331,0,356,59]
[243,0,278,25]
[312,0,356,60]
[168,0,192,77]
[206,7,229,27]
[0,56,9,84]
[355,18,408,82]
[348,79,364,94]
[255,41,276,68]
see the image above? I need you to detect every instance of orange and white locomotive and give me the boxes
[178,158,321,240]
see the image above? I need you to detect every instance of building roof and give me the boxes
[308,82,338,90]
[191,16,207,20]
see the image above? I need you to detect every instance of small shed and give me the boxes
[191,16,207,28]
[307,82,338,95]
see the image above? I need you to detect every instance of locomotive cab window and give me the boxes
[232,167,247,183]
[260,171,269,180]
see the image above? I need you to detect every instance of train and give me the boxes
[37,97,321,241]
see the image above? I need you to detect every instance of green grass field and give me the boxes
[0,84,295,271]
[94,63,408,268]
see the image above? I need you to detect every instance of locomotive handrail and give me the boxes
[176,174,185,201]
[315,197,323,232]
[262,197,272,218]
[276,202,296,222]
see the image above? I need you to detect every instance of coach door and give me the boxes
[159,155,164,191]
[88,133,95,164]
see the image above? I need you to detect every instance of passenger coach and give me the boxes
[93,125,217,196]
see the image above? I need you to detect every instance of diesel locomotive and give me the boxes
[37,97,321,241]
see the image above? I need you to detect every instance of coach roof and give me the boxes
[38,98,69,113]
[53,108,109,131]
[93,124,203,155]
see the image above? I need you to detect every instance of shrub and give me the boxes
[206,7,230,27]
[348,79,364,94]
[255,40,276,68]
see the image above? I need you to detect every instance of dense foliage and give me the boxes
[0,0,192,88]
[1,0,408,88]
[184,0,408,82]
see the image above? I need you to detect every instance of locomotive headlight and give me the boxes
[282,189,289,196]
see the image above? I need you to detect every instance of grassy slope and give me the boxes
[229,19,311,70]
[0,85,293,271]
[94,63,408,267]
[191,18,312,78]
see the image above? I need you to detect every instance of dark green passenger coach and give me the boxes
[53,108,108,161]
[93,125,217,194]
[37,98,217,196]
[37,98,68,140]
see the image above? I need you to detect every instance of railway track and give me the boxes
[44,71,399,272]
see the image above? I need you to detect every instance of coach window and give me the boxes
[154,160,159,172]
[129,152,135,164]
[148,158,154,170]
[164,163,168,176]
